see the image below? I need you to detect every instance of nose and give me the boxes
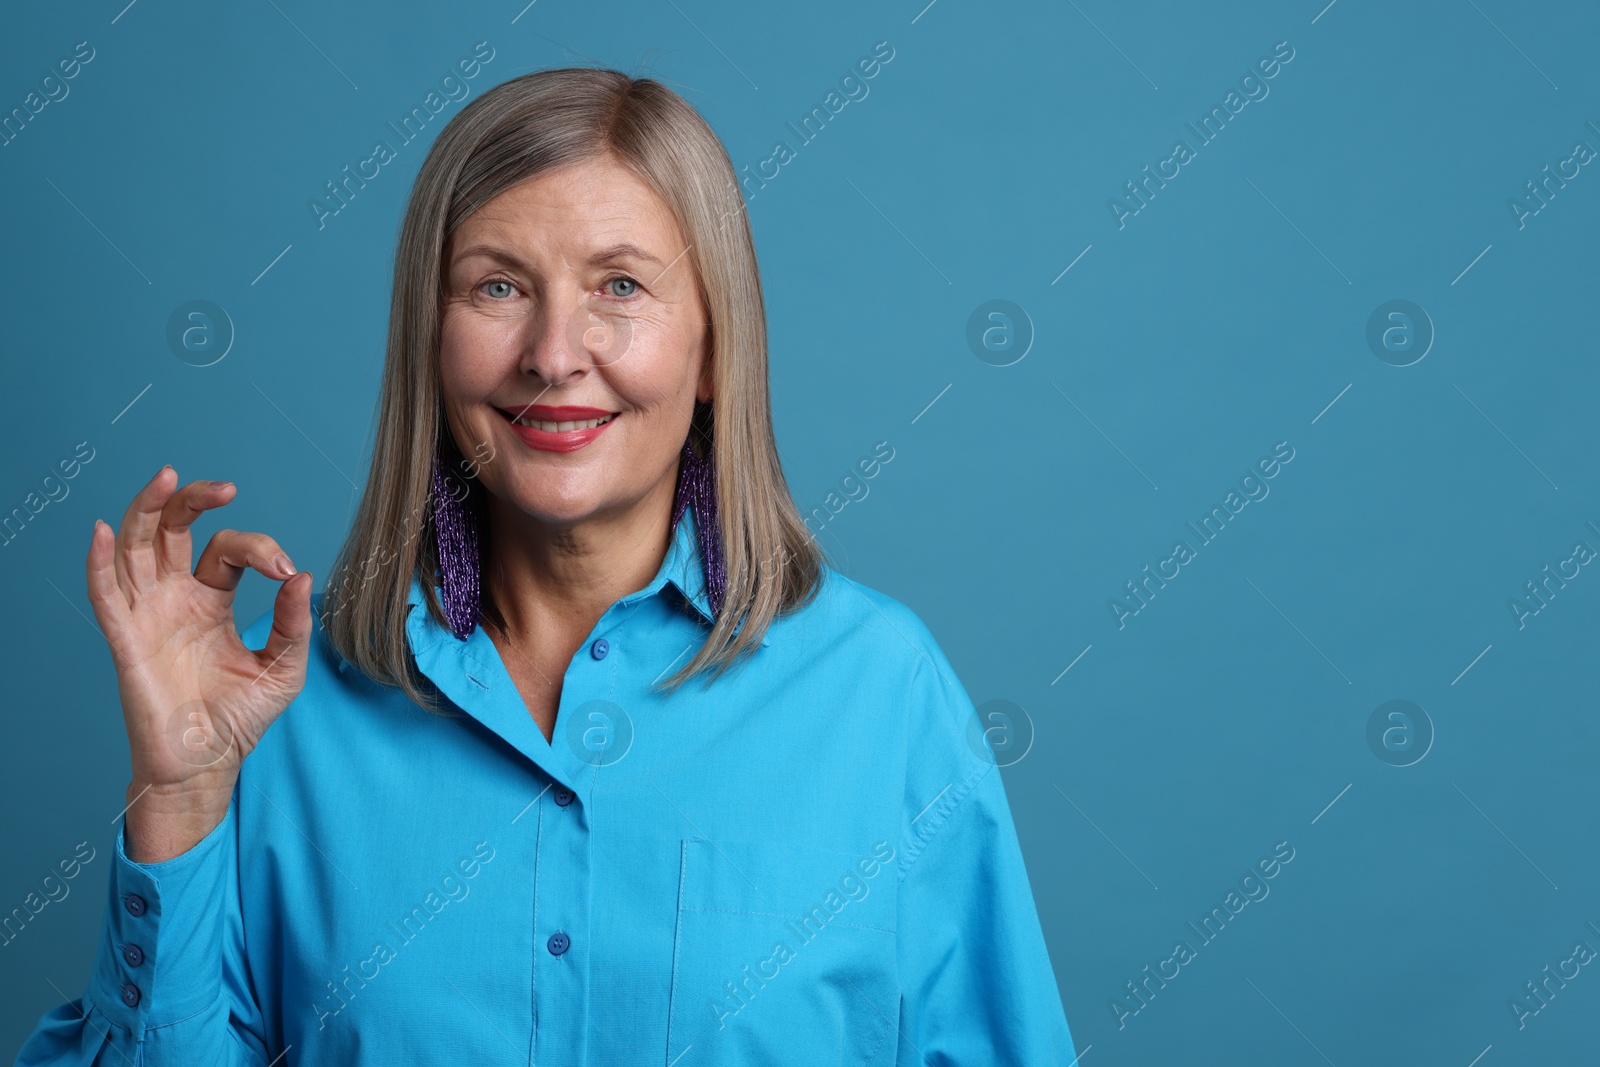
[518,288,634,384]
[518,287,587,387]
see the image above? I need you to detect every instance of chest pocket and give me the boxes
[665,837,900,1067]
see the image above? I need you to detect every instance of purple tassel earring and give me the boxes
[432,453,481,641]
[671,428,727,617]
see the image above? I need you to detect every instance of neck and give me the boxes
[480,471,679,646]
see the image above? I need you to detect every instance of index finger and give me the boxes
[114,465,179,598]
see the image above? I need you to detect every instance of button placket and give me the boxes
[533,665,597,1059]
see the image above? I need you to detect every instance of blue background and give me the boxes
[3,0,1598,1062]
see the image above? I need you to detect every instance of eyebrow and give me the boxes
[451,242,664,268]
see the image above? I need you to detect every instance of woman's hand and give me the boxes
[86,466,314,862]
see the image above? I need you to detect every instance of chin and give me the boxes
[488,475,609,526]
[506,494,604,527]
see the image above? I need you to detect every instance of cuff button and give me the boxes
[119,983,141,1008]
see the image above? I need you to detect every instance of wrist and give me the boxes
[127,767,236,808]
[123,776,234,864]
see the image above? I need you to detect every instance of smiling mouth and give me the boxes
[498,408,620,433]
[508,412,616,432]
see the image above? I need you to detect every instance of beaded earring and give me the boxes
[671,426,727,617]
[431,453,481,641]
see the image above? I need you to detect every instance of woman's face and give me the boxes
[438,153,710,529]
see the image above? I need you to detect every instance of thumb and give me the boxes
[257,570,314,685]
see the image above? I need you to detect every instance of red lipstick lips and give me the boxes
[498,404,620,454]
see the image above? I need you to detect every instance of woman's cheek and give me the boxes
[616,312,694,388]
[442,316,518,392]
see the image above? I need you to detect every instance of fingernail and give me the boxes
[212,480,235,490]
[274,553,296,576]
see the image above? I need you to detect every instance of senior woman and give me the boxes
[16,69,1077,1065]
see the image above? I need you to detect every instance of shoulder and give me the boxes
[802,564,975,710]
[793,564,984,767]
[791,563,945,673]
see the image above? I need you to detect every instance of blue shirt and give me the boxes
[15,506,1077,1066]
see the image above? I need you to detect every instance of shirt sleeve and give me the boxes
[12,786,270,1066]
[893,652,1080,1067]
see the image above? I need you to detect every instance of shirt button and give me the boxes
[553,788,574,807]
[122,943,145,968]
[123,894,147,918]
[590,638,609,660]
[547,931,570,956]
[120,983,141,1008]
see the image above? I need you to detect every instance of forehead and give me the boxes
[451,155,684,254]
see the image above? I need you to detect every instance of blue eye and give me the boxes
[482,280,515,299]
[607,277,639,298]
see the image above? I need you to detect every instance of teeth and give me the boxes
[513,413,615,432]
